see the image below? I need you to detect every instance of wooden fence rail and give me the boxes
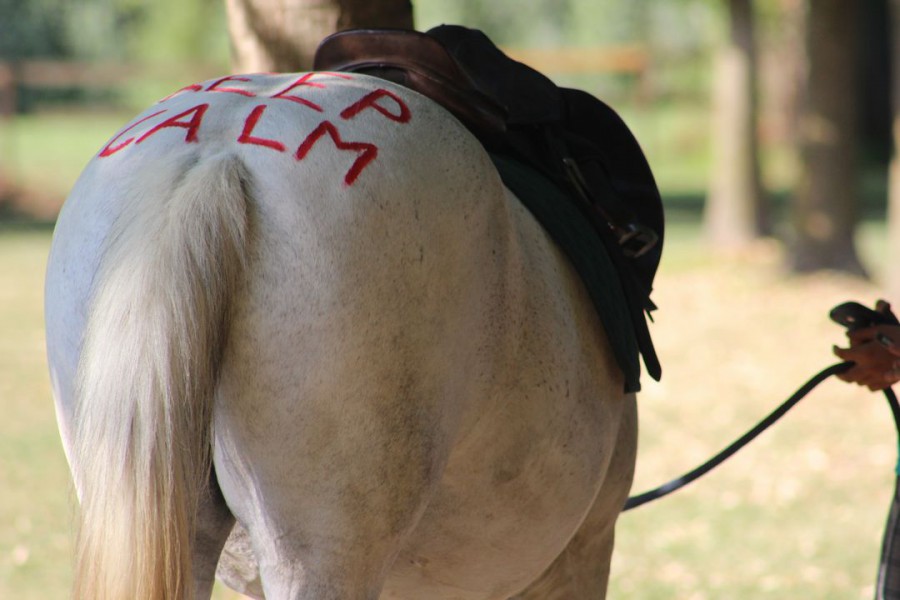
[0,46,648,117]
[0,60,221,117]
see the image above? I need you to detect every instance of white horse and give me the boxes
[44,72,637,600]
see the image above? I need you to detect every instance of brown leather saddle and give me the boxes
[315,27,510,139]
[314,25,663,384]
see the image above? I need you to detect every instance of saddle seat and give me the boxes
[314,25,664,391]
[314,27,510,139]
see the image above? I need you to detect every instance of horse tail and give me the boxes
[72,152,251,600]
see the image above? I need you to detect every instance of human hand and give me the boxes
[833,301,900,390]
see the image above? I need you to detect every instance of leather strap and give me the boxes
[623,362,877,510]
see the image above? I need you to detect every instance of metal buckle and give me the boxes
[617,222,659,259]
[563,157,659,259]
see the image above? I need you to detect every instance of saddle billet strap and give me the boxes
[558,88,664,283]
[562,157,658,259]
[536,124,662,381]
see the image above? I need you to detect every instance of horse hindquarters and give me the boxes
[208,126,513,599]
[212,159,634,600]
[65,153,250,600]
[510,394,637,600]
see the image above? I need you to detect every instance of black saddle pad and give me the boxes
[489,153,642,392]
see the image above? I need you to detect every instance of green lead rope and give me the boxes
[878,387,900,600]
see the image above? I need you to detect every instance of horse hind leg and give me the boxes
[213,395,448,600]
[211,263,455,597]
[214,447,443,600]
[192,466,237,599]
[212,365,451,600]
[509,394,638,600]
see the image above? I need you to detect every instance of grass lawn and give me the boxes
[0,112,129,205]
[0,229,73,600]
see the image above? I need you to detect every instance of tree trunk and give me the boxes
[788,0,866,275]
[887,0,900,297]
[225,0,414,73]
[705,0,767,248]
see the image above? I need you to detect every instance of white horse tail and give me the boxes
[72,152,251,600]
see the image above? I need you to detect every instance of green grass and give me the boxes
[0,112,130,202]
[0,230,73,600]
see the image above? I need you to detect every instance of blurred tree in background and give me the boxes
[705,0,766,248]
[789,0,866,275]
[226,0,413,72]
[125,0,228,66]
[0,0,72,60]
[889,0,900,299]
[0,0,228,112]
[0,0,226,65]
